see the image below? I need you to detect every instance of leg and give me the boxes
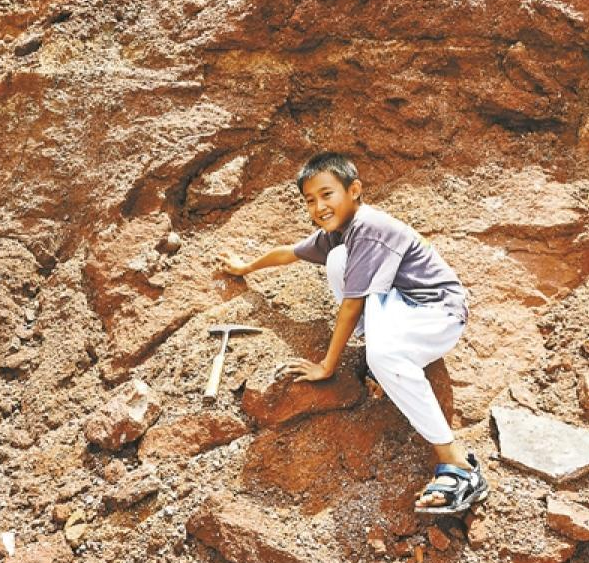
[364,291,487,512]
[364,290,462,444]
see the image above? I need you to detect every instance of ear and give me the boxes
[349,179,363,202]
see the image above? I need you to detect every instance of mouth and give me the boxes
[318,212,334,222]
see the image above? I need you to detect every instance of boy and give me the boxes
[218,152,488,514]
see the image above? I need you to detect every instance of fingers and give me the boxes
[293,375,310,383]
[283,359,311,374]
[214,253,244,276]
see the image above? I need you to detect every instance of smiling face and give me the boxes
[301,171,362,232]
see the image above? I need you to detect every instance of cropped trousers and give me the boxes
[326,245,464,445]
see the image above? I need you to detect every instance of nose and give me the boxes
[316,198,327,212]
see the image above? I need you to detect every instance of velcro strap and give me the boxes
[424,484,458,494]
[434,463,471,480]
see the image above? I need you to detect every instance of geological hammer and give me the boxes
[203,324,262,404]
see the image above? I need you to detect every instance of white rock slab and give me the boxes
[491,406,589,483]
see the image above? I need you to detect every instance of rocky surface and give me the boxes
[492,406,589,483]
[1,1,589,562]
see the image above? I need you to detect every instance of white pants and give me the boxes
[326,245,464,444]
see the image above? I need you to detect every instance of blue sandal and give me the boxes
[414,453,489,514]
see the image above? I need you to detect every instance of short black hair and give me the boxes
[296,151,358,193]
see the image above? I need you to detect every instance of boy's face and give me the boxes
[301,171,362,233]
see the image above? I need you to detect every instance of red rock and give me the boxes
[242,365,365,427]
[392,540,412,557]
[52,503,73,524]
[186,155,247,214]
[83,214,223,376]
[84,379,161,450]
[7,428,34,449]
[6,532,73,563]
[578,372,589,416]
[467,517,488,549]
[103,464,161,510]
[103,459,127,484]
[138,413,248,460]
[187,493,320,563]
[499,536,577,563]
[425,358,454,423]
[427,526,451,551]
[243,401,403,511]
[367,526,387,555]
[547,494,589,541]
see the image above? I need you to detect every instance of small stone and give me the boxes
[138,413,247,461]
[103,465,161,510]
[15,326,33,340]
[578,372,589,416]
[186,156,247,215]
[427,526,451,551]
[65,523,87,547]
[23,308,36,322]
[5,532,73,562]
[467,517,488,549]
[547,494,589,541]
[1,532,15,557]
[367,526,387,555]
[546,358,563,374]
[163,506,176,518]
[8,429,34,449]
[392,540,412,557]
[104,459,127,483]
[164,232,182,253]
[64,509,85,529]
[1,348,37,371]
[14,34,42,57]
[52,503,73,524]
[84,379,161,451]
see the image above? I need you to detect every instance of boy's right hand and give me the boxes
[217,252,251,277]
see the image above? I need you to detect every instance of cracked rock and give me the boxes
[492,407,589,482]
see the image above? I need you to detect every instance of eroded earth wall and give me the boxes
[0,1,588,562]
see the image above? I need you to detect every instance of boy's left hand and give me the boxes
[284,359,333,382]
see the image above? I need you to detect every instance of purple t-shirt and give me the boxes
[293,204,468,321]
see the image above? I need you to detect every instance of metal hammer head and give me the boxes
[208,324,262,337]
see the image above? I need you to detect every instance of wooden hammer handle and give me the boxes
[203,353,225,403]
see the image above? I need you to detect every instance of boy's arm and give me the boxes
[218,245,299,276]
[286,297,365,382]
